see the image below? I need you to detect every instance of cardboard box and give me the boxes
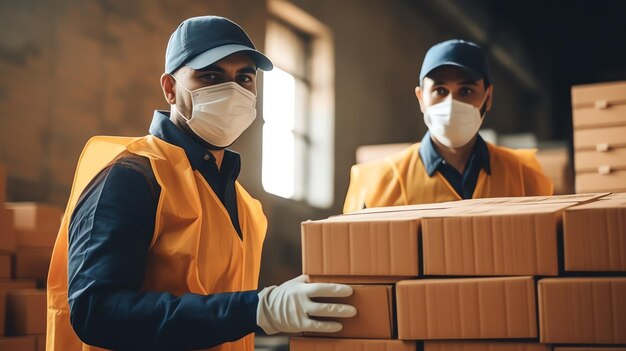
[573,103,626,129]
[14,247,52,281]
[0,279,37,335]
[0,165,6,205]
[301,212,423,283]
[421,203,574,276]
[6,289,47,335]
[396,276,537,340]
[5,203,63,248]
[575,147,626,173]
[0,208,16,252]
[572,80,626,128]
[576,170,626,193]
[0,253,11,279]
[603,192,626,199]
[34,335,45,351]
[0,336,36,351]
[424,341,550,351]
[305,284,393,339]
[574,125,626,151]
[563,198,626,271]
[290,337,416,351]
[535,147,574,195]
[571,80,626,106]
[538,277,626,344]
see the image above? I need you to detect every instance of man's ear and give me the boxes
[160,73,176,105]
[485,85,494,112]
[415,86,426,113]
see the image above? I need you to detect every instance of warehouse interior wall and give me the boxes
[1,0,624,287]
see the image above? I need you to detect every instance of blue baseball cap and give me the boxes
[419,39,490,86]
[165,16,273,74]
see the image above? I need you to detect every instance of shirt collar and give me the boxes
[418,131,491,176]
[149,110,241,176]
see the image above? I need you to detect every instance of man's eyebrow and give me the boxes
[196,65,257,74]
[238,66,257,74]
[197,65,225,72]
[431,80,479,86]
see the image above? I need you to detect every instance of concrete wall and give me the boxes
[0,0,549,286]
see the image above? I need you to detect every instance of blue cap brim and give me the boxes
[186,43,273,71]
[421,62,483,83]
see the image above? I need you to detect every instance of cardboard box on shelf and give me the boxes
[14,247,52,281]
[0,253,11,279]
[5,203,63,248]
[290,337,416,351]
[0,208,16,252]
[0,289,6,336]
[571,80,626,129]
[424,341,551,351]
[563,198,626,271]
[396,276,537,340]
[571,80,626,105]
[575,147,626,173]
[0,279,37,337]
[573,103,626,129]
[302,210,427,283]
[0,336,36,351]
[34,335,44,351]
[305,284,393,339]
[538,277,626,344]
[574,125,626,151]
[576,170,626,194]
[0,165,6,205]
[535,147,574,195]
[420,203,574,276]
[554,348,626,351]
[6,289,47,336]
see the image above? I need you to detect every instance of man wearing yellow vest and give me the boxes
[47,16,356,351]
[343,39,553,213]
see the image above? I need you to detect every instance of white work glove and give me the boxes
[256,275,357,335]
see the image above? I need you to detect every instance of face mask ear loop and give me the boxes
[478,92,490,119]
[169,74,193,122]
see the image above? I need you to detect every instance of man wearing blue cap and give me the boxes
[343,39,552,212]
[47,16,356,351]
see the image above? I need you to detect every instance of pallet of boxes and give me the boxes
[0,165,64,351]
[292,192,626,351]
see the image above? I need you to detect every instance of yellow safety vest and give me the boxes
[47,135,267,351]
[344,142,553,213]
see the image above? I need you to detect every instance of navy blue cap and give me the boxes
[419,39,490,86]
[165,16,273,74]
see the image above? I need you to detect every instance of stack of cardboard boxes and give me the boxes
[293,193,626,350]
[0,165,63,351]
[572,80,626,193]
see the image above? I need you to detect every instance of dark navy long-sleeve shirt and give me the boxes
[418,131,491,199]
[67,110,261,350]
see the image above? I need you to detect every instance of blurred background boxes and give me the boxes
[5,289,47,336]
[572,81,626,193]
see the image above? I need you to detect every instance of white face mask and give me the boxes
[423,93,488,148]
[176,80,257,147]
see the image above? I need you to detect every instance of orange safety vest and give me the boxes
[343,142,553,213]
[47,135,267,351]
